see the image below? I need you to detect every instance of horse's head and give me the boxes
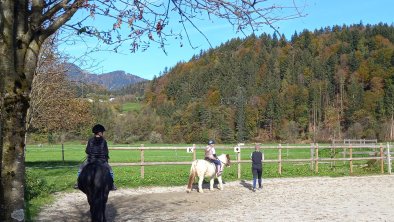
[219,154,231,167]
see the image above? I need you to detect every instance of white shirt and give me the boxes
[205,145,216,159]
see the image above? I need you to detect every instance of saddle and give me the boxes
[204,157,215,163]
[204,157,221,175]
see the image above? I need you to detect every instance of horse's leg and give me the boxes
[198,176,204,193]
[209,177,214,191]
[102,196,106,222]
[103,187,110,222]
[217,176,223,190]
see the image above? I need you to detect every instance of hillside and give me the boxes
[144,23,394,144]
[65,63,147,91]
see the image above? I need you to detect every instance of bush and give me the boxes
[26,133,48,144]
[25,172,50,201]
[125,135,140,144]
[149,131,163,144]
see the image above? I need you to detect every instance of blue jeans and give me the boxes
[213,159,222,172]
[252,166,262,188]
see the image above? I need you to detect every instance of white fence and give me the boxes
[109,143,393,178]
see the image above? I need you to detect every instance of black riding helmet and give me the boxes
[92,124,106,134]
[208,140,215,145]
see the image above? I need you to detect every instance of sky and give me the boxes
[59,0,394,80]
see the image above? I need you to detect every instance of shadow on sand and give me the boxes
[239,180,253,191]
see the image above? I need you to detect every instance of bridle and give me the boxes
[219,155,231,167]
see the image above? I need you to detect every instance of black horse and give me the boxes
[78,160,113,222]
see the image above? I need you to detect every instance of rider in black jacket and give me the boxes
[74,124,117,190]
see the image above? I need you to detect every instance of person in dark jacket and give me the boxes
[250,144,263,191]
[74,124,117,190]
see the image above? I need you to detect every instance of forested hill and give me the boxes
[66,63,147,91]
[145,23,394,144]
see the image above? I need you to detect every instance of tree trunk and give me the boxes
[0,38,35,221]
[0,24,40,222]
[0,48,30,221]
[0,59,37,221]
[0,92,29,222]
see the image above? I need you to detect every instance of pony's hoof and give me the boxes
[186,189,191,193]
[198,190,204,193]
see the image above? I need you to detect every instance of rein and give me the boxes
[220,160,230,167]
[219,156,230,166]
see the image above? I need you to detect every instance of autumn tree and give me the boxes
[28,37,92,142]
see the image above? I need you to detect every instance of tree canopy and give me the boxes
[145,23,394,144]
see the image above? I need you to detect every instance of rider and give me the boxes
[74,124,117,190]
[204,140,222,176]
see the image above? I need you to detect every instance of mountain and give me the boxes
[65,63,147,91]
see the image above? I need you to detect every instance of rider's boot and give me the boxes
[216,164,222,176]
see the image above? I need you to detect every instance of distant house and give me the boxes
[109,97,115,102]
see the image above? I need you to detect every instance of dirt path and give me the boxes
[37,175,394,222]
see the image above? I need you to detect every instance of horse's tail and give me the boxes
[186,160,198,193]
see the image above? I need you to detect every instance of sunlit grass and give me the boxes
[121,102,142,112]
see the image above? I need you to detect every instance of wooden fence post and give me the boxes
[380,143,384,174]
[237,151,241,179]
[140,144,144,179]
[278,144,282,175]
[286,143,289,157]
[61,143,65,163]
[193,144,196,161]
[310,143,314,171]
[387,143,392,174]
[315,143,319,173]
[331,143,336,169]
[349,144,353,175]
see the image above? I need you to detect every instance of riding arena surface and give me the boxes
[37,175,394,222]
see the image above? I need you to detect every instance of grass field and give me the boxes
[121,102,142,112]
[25,142,388,221]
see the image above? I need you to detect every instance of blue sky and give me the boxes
[60,0,394,80]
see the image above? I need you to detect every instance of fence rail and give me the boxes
[108,143,394,178]
[332,139,378,144]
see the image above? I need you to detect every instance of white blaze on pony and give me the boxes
[186,154,231,193]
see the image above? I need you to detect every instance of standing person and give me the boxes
[251,144,263,191]
[74,124,117,190]
[204,140,222,176]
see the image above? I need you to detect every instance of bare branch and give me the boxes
[56,0,305,52]
[40,1,82,40]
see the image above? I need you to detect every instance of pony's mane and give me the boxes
[217,154,231,165]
